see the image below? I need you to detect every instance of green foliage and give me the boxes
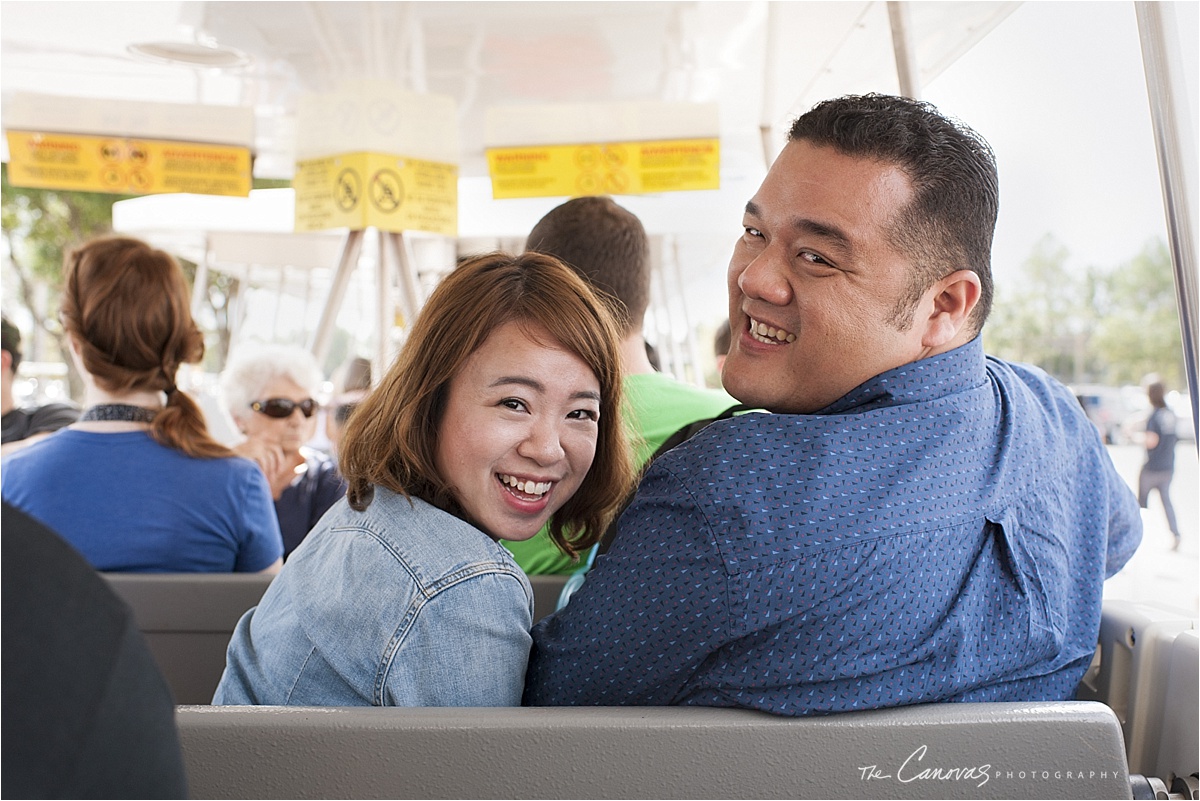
[984,234,1186,389]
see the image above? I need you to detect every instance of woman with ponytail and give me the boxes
[1,236,283,574]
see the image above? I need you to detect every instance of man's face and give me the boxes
[722,139,938,414]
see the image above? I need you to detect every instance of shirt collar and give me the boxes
[817,336,987,415]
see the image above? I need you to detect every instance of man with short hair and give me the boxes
[525,94,1142,713]
[505,196,739,575]
[1,317,79,456]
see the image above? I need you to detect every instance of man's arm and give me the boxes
[524,465,731,706]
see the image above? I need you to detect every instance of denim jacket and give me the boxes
[213,488,534,706]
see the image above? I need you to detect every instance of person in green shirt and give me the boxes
[505,196,741,574]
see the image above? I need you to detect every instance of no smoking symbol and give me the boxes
[335,169,361,211]
[371,170,403,213]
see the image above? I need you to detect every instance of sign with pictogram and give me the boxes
[5,131,251,196]
[293,152,457,235]
[485,138,719,199]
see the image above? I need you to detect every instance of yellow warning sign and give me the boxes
[485,138,719,199]
[5,131,251,197]
[294,152,457,235]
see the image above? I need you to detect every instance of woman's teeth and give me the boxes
[500,474,551,497]
[750,318,797,344]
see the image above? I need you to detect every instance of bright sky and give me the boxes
[923,0,1197,287]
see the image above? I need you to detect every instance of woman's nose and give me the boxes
[518,419,566,465]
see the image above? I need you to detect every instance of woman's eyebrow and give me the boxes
[491,376,600,403]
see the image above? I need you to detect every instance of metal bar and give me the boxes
[308,229,365,363]
[375,229,392,382]
[1135,1,1199,444]
[887,1,921,99]
[670,236,706,387]
[191,235,211,320]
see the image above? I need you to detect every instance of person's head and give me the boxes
[221,344,325,453]
[525,196,650,336]
[1145,375,1167,409]
[338,251,634,559]
[2,316,21,374]
[723,93,996,414]
[60,235,230,458]
[713,319,731,373]
[337,356,372,393]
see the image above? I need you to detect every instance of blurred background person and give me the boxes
[713,319,731,376]
[1,236,282,574]
[1,315,79,455]
[1139,374,1181,550]
[221,344,345,559]
[324,355,373,463]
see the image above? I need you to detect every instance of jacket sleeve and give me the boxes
[382,570,533,706]
[524,463,731,706]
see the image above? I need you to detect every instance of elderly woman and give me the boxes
[220,344,345,558]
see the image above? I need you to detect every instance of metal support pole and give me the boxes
[670,236,706,387]
[887,2,921,99]
[375,229,393,379]
[308,229,365,363]
[1136,1,1199,442]
[191,235,211,320]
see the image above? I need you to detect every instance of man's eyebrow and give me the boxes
[744,201,854,256]
[491,376,601,403]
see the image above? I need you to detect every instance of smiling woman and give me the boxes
[212,251,634,708]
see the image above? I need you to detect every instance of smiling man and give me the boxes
[524,94,1143,715]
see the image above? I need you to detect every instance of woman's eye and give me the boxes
[568,408,599,422]
[500,398,527,412]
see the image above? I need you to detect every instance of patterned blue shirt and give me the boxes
[524,338,1142,714]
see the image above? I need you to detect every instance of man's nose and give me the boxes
[738,248,793,306]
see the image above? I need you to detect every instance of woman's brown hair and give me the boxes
[60,235,232,459]
[338,250,635,558]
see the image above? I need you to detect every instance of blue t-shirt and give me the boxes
[1144,406,1178,472]
[2,430,282,573]
[525,338,1143,714]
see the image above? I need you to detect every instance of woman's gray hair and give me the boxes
[220,343,325,422]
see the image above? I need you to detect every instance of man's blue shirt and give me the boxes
[524,338,1142,713]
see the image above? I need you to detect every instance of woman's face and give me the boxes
[435,320,601,542]
[239,375,317,452]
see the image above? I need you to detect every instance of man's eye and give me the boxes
[800,251,831,266]
[744,226,764,238]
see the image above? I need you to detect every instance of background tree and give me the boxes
[985,233,1186,391]
[1091,238,1186,389]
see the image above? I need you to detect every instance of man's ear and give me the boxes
[921,269,981,349]
[1,350,12,373]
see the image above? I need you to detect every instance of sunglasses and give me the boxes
[250,398,319,419]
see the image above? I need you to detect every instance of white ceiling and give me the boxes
[1,1,1019,180]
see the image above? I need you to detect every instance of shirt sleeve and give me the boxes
[524,463,731,706]
[1102,450,1142,578]
[383,571,533,706]
[25,404,80,437]
[233,464,285,572]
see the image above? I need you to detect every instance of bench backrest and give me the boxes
[104,572,568,704]
[176,702,1131,799]
[102,573,274,704]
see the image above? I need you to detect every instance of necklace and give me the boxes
[79,404,159,423]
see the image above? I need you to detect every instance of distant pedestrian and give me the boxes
[1138,375,1181,550]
